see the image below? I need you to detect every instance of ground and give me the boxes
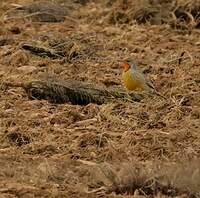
[0,0,200,197]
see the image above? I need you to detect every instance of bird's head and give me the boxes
[122,59,137,72]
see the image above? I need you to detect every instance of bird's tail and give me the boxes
[152,90,166,99]
[145,82,166,99]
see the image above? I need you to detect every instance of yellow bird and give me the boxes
[122,59,165,98]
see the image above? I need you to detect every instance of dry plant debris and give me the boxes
[19,32,103,61]
[0,0,200,197]
[87,160,200,197]
[105,0,200,31]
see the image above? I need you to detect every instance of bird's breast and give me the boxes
[122,70,143,90]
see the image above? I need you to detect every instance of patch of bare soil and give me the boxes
[0,0,200,197]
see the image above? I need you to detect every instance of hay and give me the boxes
[88,160,200,197]
[0,0,200,197]
[105,0,200,31]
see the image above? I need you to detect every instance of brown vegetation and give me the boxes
[0,0,200,197]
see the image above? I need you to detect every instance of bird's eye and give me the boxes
[127,60,132,64]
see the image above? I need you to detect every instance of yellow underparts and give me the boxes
[122,70,150,91]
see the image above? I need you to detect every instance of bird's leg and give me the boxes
[125,91,140,103]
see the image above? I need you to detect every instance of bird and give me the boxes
[122,59,165,98]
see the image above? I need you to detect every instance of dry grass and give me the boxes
[0,0,200,197]
[103,0,200,32]
[87,160,200,197]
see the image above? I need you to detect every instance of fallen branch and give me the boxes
[4,1,68,22]
[4,79,144,105]
[21,43,64,59]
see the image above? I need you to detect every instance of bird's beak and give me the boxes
[122,62,130,72]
